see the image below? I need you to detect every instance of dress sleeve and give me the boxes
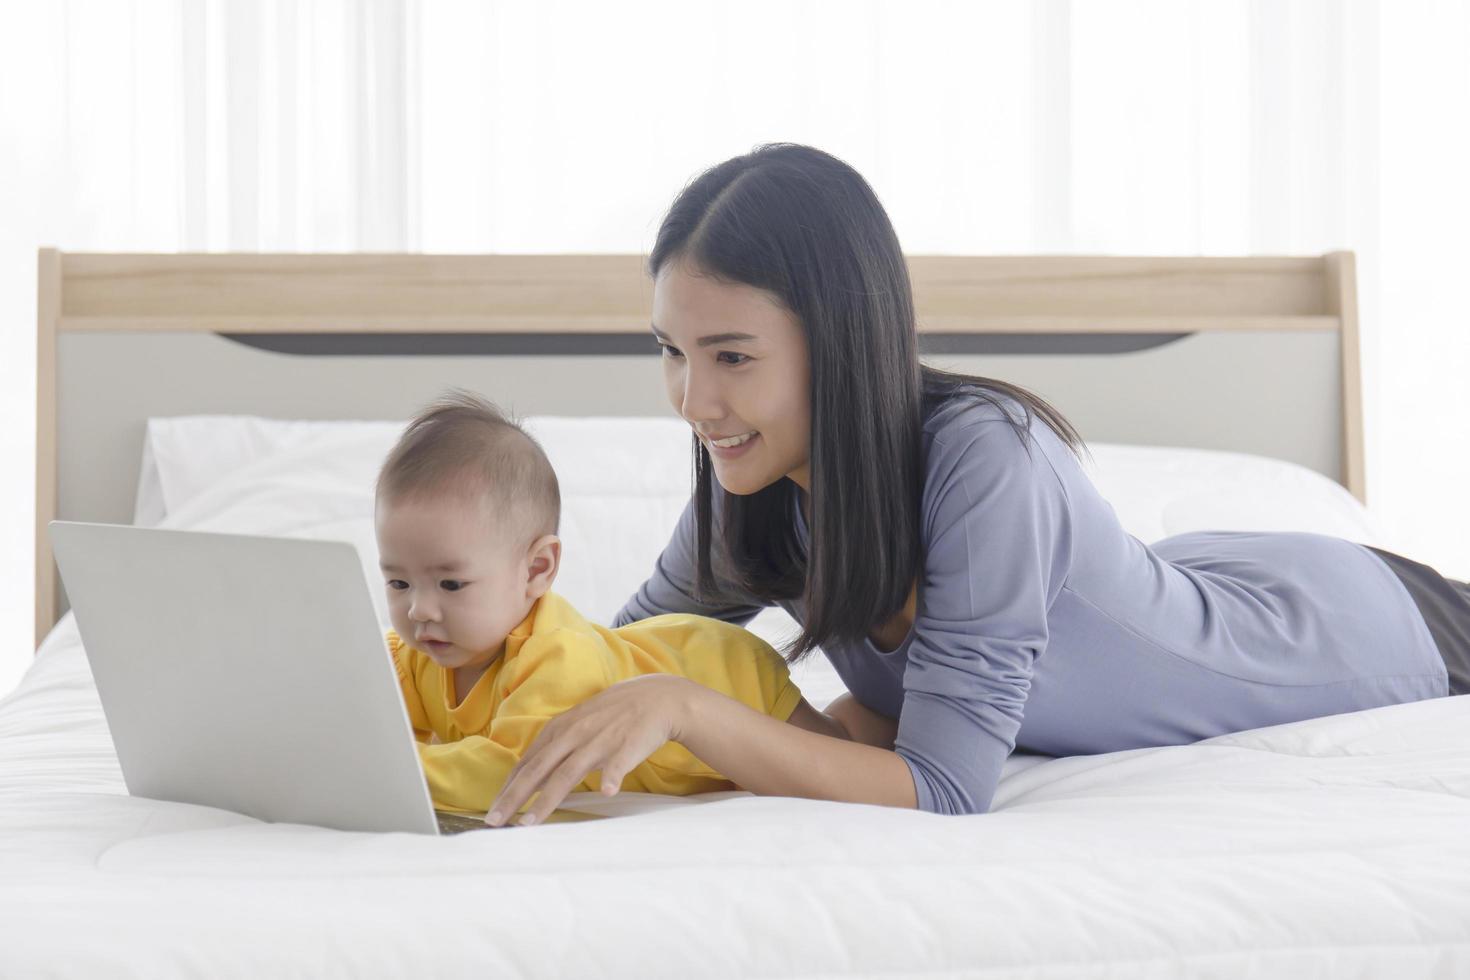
[894,417,1074,815]
[415,632,613,814]
[612,490,768,627]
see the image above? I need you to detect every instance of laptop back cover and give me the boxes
[49,521,438,834]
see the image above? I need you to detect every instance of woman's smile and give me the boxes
[703,430,761,458]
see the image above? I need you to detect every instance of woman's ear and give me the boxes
[523,534,562,599]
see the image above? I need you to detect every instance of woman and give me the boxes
[484,143,1470,825]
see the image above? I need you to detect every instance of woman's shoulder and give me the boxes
[921,389,1050,458]
[917,389,1077,511]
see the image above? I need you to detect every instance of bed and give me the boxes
[5,250,1468,977]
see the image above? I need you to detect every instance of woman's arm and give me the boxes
[485,674,917,826]
[675,682,918,809]
[893,414,1073,815]
[783,696,851,741]
[818,692,899,749]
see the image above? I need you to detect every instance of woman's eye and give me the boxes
[717,351,750,366]
[440,580,466,592]
[658,343,683,359]
[387,580,408,591]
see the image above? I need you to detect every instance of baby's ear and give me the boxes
[524,534,562,598]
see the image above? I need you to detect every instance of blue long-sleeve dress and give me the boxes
[614,394,1447,814]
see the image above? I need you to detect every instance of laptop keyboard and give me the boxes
[434,810,493,834]
[433,807,610,832]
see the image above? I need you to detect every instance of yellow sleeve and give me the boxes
[415,630,612,814]
[766,658,804,724]
[705,622,805,723]
[387,631,434,743]
[727,623,802,722]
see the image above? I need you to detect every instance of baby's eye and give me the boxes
[716,351,749,366]
[387,580,408,591]
[440,580,466,592]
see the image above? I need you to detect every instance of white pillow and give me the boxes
[134,416,408,529]
[1077,443,1387,546]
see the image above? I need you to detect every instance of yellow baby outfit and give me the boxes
[389,590,803,813]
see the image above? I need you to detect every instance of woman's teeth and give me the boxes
[711,431,757,449]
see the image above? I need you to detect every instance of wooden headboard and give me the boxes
[35,250,1363,648]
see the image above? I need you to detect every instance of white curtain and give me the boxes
[3,0,1468,693]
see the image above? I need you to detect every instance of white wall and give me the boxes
[2,0,1467,696]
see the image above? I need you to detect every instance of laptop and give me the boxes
[48,520,606,835]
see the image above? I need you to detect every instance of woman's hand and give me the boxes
[485,673,695,827]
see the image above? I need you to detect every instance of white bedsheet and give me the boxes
[4,418,1468,977]
[5,613,1469,977]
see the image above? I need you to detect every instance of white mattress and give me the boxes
[3,416,1467,977]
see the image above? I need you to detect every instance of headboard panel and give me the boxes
[35,250,1362,648]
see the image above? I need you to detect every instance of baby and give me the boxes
[375,389,852,816]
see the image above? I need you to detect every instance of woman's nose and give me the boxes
[679,361,723,423]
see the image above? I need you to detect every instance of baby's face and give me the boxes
[375,495,534,671]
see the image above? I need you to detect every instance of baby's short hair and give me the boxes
[376,389,560,546]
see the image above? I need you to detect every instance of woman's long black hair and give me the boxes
[649,143,1087,663]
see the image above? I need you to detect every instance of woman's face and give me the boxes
[651,258,812,495]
